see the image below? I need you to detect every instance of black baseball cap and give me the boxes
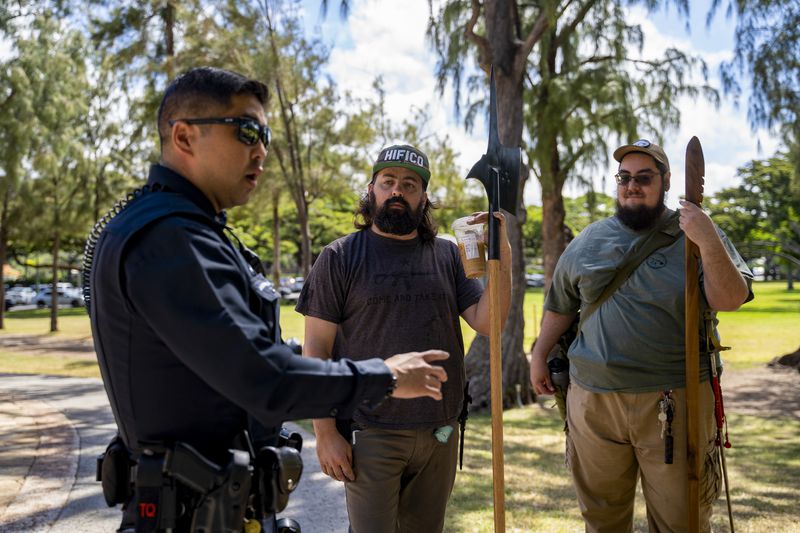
[372,144,431,186]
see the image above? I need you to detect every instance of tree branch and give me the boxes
[464,0,489,60]
[579,55,615,66]
[562,143,589,175]
[555,0,598,47]
[514,10,550,74]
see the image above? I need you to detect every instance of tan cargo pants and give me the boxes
[566,383,721,533]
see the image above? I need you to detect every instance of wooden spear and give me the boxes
[684,136,705,532]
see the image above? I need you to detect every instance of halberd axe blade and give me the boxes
[466,67,521,218]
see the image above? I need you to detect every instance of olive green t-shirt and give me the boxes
[545,209,753,393]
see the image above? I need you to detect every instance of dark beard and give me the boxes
[372,193,424,236]
[615,187,666,231]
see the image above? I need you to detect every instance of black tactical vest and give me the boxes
[87,189,281,449]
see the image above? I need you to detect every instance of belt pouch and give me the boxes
[135,453,176,532]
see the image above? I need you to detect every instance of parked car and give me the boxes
[6,286,36,306]
[279,277,304,293]
[278,276,305,300]
[525,273,545,288]
[35,288,85,308]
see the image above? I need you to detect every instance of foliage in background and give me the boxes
[75,0,483,279]
[564,192,616,235]
[0,11,101,331]
[707,153,800,286]
[1,0,797,336]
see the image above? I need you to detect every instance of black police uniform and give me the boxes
[88,165,393,526]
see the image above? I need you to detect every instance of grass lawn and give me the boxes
[446,404,800,532]
[279,282,800,366]
[717,282,800,369]
[0,349,99,378]
[1,281,797,376]
[1,306,94,338]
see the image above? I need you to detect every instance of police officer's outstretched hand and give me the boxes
[385,350,449,400]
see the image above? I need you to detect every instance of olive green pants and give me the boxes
[344,425,458,533]
[566,383,721,533]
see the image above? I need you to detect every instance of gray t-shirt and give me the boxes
[296,229,483,429]
[546,209,753,393]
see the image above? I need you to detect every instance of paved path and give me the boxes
[0,374,349,532]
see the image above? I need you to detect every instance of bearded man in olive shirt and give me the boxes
[531,139,753,532]
[296,144,512,533]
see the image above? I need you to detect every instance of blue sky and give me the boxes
[649,0,734,52]
[300,0,782,208]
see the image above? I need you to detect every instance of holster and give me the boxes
[96,433,133,507]
[254,445,303,515]
[137,442,254,533]
[458,381,472,470]
[97,429,304,532]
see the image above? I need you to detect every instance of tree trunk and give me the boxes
[50,193,61,333]
[163,2,176,80]
[540,179,567,291]
[0,180,9,330]
[50,229,60,332]
[271,189,281,287]
[298,199,312,277]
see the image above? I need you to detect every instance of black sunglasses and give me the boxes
[614,171,660,187]
[169,117,271,148]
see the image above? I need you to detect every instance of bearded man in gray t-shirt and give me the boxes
[531,139,753,532]
[296,143,512,533]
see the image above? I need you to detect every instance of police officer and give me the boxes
[86,67,449,532]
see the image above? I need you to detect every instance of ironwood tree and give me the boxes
[10,15,93,331]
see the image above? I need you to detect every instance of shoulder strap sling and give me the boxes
[578,211,681,331]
